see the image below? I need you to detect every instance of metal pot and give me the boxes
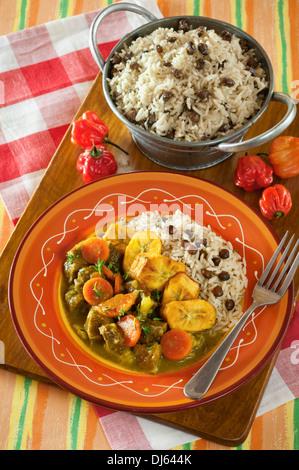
[89,2,296,170]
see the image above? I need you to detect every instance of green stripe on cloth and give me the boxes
[16,0,28,31]
[193,0,200,16]
[182,442,192,450]
[69,395,82,449]
[235,0,243,29]
[294,398,299,450]
[58,0,69,19]
[277,0,288,94]
[14,377,31,450]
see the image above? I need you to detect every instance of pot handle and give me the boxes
[214,92,296,153]
[89,2,158,72]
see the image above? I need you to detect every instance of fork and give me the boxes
[184,231,299,400]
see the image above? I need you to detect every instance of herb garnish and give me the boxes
[151,289,162,303]
[94,257,105,274]
[92,283,102,298]
[107,262,120,274]
[141,325,151,336]
[122,272,131,281]
[66,253,74,263]
[117,308,126,321]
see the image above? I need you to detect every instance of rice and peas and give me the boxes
[108,21,250,333]
[108,21,268,142]
[120,210,248,334]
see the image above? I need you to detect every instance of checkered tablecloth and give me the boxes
[0,0,298,450]
[0,0,162,225]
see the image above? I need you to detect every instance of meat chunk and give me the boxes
[99,323,125,353]
[65,286,88,314]
[134,343,162,374]
[106,243,124,274]
[140,320,168,344]
[63,240,88,284]
[85,306,113,341]
[73,266,96,292]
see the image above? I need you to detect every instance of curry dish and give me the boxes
[62,223,226,374]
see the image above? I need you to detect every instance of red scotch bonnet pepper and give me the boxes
[259,184,292,220]
[76,144,118,183]
[234,154,273,192]
[71,110,128,155]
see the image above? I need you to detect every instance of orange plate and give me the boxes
[8,172,293,413]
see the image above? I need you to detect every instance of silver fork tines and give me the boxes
[184,232,299,401]
[257,231,289,287]
[262,233,294,290]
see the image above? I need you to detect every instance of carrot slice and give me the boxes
[102,265,115,281]
[100,292,137,317]
[81,237,110,264]
[114,273,122,294]
[160,329,193,361]
[82,278,113,306]
[117,315,141,347]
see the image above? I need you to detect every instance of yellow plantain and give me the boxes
[129,253,186,292]
[103,223,135,253]
[123,231,162,273]
[162,299,216,332]
[161,273,200,315]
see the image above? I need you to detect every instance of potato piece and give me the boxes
[103,223,135,253]
[130,253,186,292]
[162,299,216,332]
[138,295,157,319]
[161,273,200,315]
[123,231,162,273]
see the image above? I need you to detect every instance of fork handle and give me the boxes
[184,300,261,400]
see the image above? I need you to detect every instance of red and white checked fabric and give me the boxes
[0,0,162,225]
[0,0,298,450]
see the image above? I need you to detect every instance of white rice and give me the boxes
[120,210,248,333]
[108,25,268,142]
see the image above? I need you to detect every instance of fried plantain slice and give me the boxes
[123,231,162,273]
[103,223,135,253]
[162,299,216,332]
[161,273,200,315]
[129,253,186,292]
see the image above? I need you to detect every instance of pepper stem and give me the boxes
[273,211,284,219]
[89,143,103,159]
[104,137,129,155]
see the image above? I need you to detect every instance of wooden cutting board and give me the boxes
[0,72,298,447]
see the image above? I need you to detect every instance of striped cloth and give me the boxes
[0,367,298,450]
[0,0,299,451]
